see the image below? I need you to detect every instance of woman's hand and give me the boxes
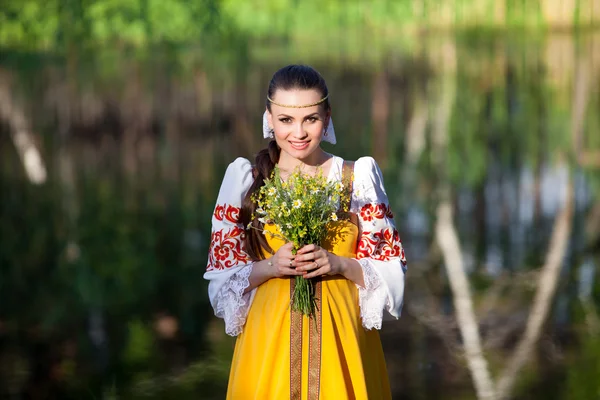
[293,244,343,279]
[269,242,303,278]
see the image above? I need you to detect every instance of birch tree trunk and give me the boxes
[371,71,390,168]
[496,174,573,399]
[431,40,497,400]
[0,72,47,184]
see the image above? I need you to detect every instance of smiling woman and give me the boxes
[203,65,407,400]
[266,88,333,176]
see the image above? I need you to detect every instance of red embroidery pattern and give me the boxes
[356,227,406,263]
[360,203,394,222]
[206,226,250,271]
[213,204,241,224]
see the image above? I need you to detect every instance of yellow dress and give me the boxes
[226,221,392,400]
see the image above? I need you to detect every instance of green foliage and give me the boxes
[1,0,598,51]
[123,320,154,366]
[0,0,60,49]
[565,330,600,399]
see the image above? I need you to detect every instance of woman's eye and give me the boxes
[307,117,317,122]
[279,118,291,123]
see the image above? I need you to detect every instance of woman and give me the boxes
[204,65,406,399]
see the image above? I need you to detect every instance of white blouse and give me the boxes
[203,156,407,336]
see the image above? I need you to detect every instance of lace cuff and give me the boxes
[214,265,254,336]
[356,258,388,330]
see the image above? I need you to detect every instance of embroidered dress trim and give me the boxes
[308,278,323,400]
[290,279,303,400]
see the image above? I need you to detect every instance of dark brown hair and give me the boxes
[240,65,331,260]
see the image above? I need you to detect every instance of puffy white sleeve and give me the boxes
[351,157,407,330]
[203,157,256,336]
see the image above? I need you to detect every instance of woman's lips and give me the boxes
[289,141,310,150]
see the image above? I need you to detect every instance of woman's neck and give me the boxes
[277,148,331,176]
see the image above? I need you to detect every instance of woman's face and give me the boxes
[266,88,330,162]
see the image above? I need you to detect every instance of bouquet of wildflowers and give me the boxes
[251,166,349,316]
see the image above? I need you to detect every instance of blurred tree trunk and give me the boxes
[405,89,428,166]
[0,70,47,185]
[571,54,591,160]
[494,0,506,26]
[371,70,390,168]
[495,31,585,397]
[496,170,573,399]
[572,50,600,167]
[431,39,497,400]
[540,0,577,28]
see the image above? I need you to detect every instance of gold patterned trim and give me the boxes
[337,160,356,226]
[267,94,329,109]
[290,279,303,400]
[308,278,323,400]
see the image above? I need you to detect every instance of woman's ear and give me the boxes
[324,109,332,127]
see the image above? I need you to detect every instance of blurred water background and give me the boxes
[1,1,600,399]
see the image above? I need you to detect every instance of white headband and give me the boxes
[262,111,337,145]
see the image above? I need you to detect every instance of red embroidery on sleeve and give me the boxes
[206,226,250,271]
[224,205,240,224]
[356,227,405,263]
[359,203,391,222]
[213,204,241,224]
[214,204,225,221]
[384,204,394,219]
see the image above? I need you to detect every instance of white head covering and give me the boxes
[262,111,337,145]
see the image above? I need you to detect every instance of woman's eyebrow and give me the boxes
[276,112,320,118]
[304,113,320,118]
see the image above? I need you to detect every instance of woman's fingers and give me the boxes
[297,251,331,273]
[294,247,325,264]
[278,267,302,276]
[303,265,330,279]
[297,260,320,272]
[296,244,318,254]
[275,259,302,276]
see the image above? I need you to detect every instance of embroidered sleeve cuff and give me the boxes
[214,264,254,336]
[355,258,388,330]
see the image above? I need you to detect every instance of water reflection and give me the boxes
[1,32,599,399]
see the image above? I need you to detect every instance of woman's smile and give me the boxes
[289,140,310,150]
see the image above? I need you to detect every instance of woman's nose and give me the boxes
[293,123,308,138]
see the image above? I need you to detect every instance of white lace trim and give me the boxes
[214,265,253,336]
[356,259,388,330]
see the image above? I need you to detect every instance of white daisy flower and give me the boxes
[330,213,338,222]
[293,199,303,209]
[268,187,277,196]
